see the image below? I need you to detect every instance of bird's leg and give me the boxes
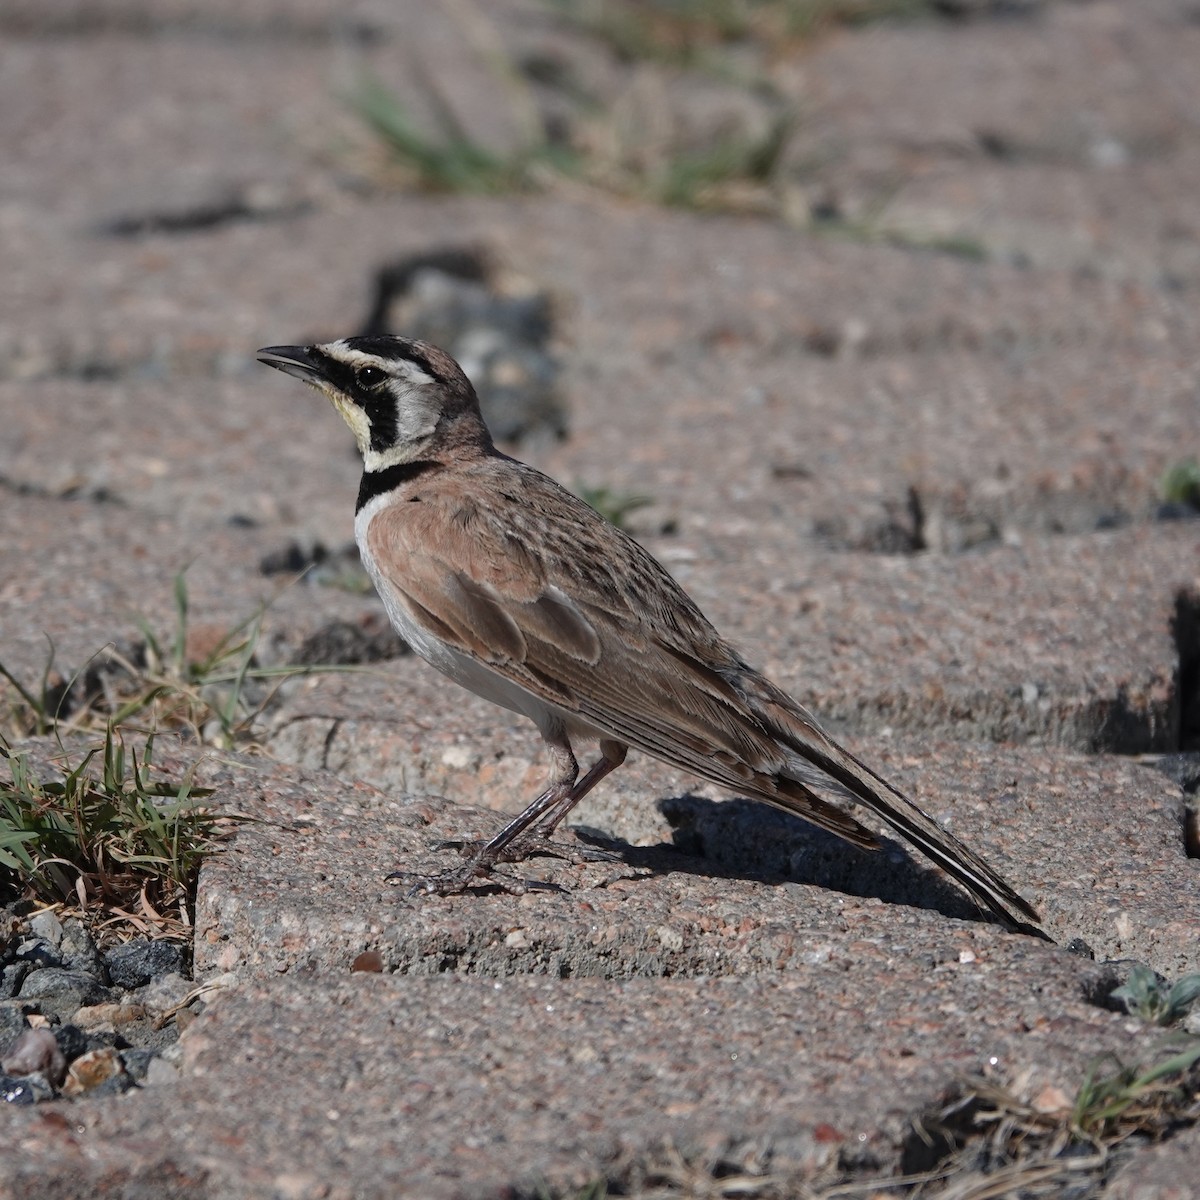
[398,737,582,896]
[399,739,631,896]
[531,739,628,838]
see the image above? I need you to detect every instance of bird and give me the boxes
[257,335,1042,933]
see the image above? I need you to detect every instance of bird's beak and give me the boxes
[256,345,324,384]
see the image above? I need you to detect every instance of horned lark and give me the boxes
[258,336,1042,932]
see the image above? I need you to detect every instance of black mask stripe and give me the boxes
[356,461,440,513]
[309,342,435,456]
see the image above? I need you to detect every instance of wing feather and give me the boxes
[361,468,1041,927]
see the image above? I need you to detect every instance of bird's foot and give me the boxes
[386,857,563,899]
[388,828,621,897]
[436,830,620,866]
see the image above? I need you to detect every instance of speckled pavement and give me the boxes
[2,2,1199,1196]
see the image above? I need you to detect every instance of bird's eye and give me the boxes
[356,366,386,388]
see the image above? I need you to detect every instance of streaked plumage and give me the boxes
[258,335,1042,933]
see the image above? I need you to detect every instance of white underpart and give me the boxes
[355,493,601,748]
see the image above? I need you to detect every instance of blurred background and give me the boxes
[2,0,1198,749]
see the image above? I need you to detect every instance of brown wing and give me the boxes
[363,463,881,850]
[365,460,1041,932]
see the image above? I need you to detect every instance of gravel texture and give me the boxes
[0,906,190,1103]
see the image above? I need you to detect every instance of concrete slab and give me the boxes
[0,964,1163,1200]
[172,746,1197,981]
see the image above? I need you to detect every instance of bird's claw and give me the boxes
[386,862,563,899]
[434,831,620,865]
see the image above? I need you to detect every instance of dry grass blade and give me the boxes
[0,571,355,751]
[823,1043,1200,1199]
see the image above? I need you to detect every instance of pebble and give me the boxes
[104,940,183,990]
[1,909,198,1106]
[0,1072,53,1104]
[16,937,64,971]
[27,910,64,947]
[144,1056,181,1087]
[73,1001,148,1032]
[136,971,193,1018]
[1,1027,67,1086]
[18,967,112,1015]
[0,1002,29,1044]
[1,962,30,999]
[118,1047,159,1083]
[60,919,104,977]
[61,1047,128,1097]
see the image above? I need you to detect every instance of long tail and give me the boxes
[750,688,1044,935]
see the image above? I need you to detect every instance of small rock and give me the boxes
[291,619,407,666]
[143,1056,180,1086]
[18,968,110,1015]
[86,1070,138,1098]
[1032,1084,1072,1115]
[2,1027,67,1086]
[1156,501,1200,522]
[103,940,183,990]
[16,937,64,970]
[73,1001,147,1032]
[61,1047,127,1097]
[0,1002,29,1046]
[118,1047,159,1083]
[53,1024,92,1064]
[1,1072,41,1105]
[27,911,64,947]
[59,920,102,977]
[259,538,329,576]
[1,962,30,1000]
[136,971,193,1018]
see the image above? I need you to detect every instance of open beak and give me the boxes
[256,345,323,383]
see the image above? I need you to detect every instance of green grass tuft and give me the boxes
[575,483,654,529]
[1112,964,1200,1027]
[1161,457,1200,508]
[0,729,239,939]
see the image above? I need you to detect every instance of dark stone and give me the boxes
[1064,937,1096,959]
[53,1024,92,1064]
[103,940,184,990]
[86,1069,138,1097]
[16,938,65,970]
[1156,502,1200,523]
[18,968,111,1014]
[118,1047,159,1083]
[0,1003,30,1051]
[59,920,103,978]
[1,962,30,1000]
[290,619,408,666]
[1144,752,1200,794]
[0,1072,38,1105]
[259,539,328,576]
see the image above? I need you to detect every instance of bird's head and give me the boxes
[257,336,490,471]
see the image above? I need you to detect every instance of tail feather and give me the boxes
[749,690,1043,933]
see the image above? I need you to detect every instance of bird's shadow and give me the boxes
[572,793,996,929]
